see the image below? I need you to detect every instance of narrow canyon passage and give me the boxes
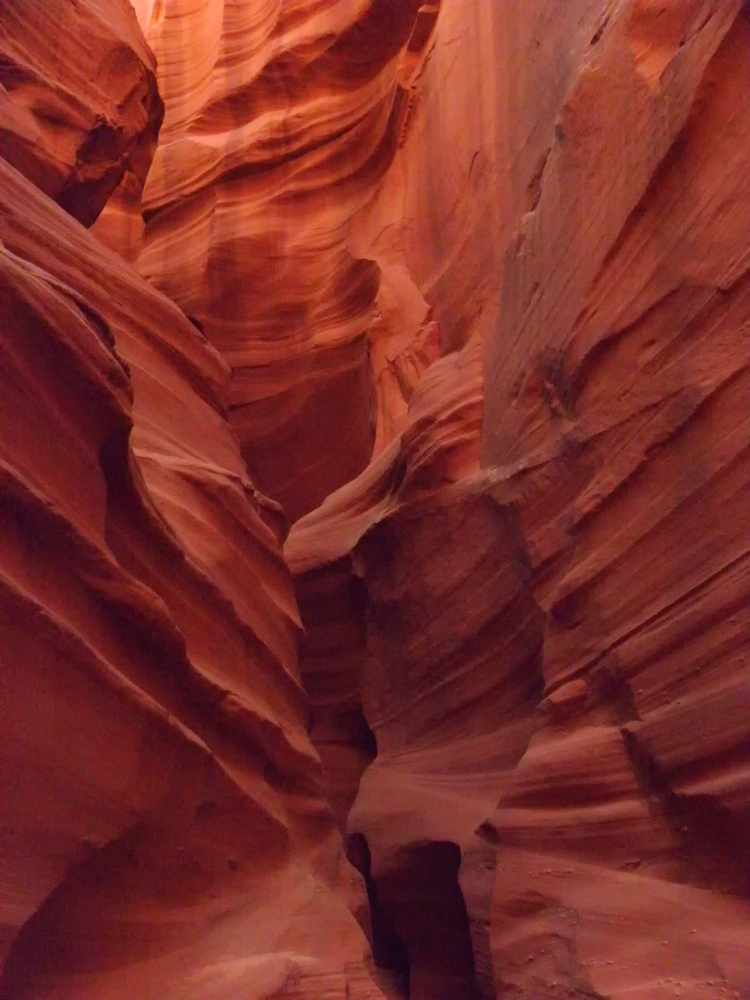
[1,1,750,999]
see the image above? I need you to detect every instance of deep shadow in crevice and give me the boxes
[347,833,411,997]
[350,836,478,1000]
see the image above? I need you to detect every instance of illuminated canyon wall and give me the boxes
[1,1,749,999]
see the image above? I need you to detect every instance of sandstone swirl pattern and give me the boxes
[0,2,385,988]
[0,156,389,999]
[0,0,163,225]
[1,1,750,1000]
[289,3,750,999]
[129,0,441,520]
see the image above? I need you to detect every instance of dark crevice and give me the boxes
[590,12,610,47]
[355,838,478,1000]
[524,146,551,214]
[351,707,378,760]
[347,833,411,997]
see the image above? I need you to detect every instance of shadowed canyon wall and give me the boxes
[1,1,750,999]
[0,158,381,1000]
[289,2,750,998]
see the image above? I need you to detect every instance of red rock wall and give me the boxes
[288,2,750,999]
[0,4,382,994]
[2,0,750,998]
[0,155,388,999]
[125,0,443,521]
[476,8,750,997]
[0,0,163,225]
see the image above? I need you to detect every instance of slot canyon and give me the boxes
[2,0,750,996]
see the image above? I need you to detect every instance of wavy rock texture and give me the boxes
[3,0,750,998]
[350,0,613,352]
[288,337,483,838]
[473,7,750,998]
[0,0,163,226]
[0,159,384,999]
[289,2,750,999]
[289,337,541,1000]
[117,0,444,521]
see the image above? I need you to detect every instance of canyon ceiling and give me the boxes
[1,0,749,998]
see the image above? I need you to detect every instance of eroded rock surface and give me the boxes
[122,0,443,520]
[288,2,750,999]
[2,0,750,998]
[0,0,163,225]
[0,157,382,999]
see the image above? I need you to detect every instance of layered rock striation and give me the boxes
[0,0,163,226]
[0,4,381,989]
[121,0,444,520]
[288,2,750,999]
[0,152,387,998]
[2,1,750,999]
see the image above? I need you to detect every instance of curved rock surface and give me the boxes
[121,0,444,521]
[0,158,383,999]
[0,0,163,226]
[287,335,483,836]
[2,0,750,998]
[288,2,750,999]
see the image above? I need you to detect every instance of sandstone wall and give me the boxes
[2,1,749,998]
